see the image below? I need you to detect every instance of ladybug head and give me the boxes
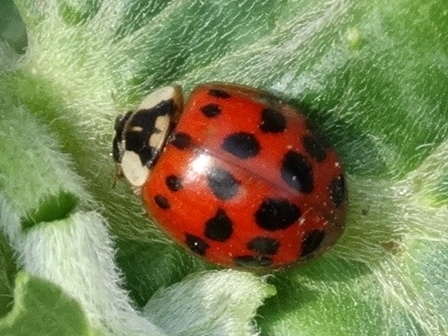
[112,85,183,192]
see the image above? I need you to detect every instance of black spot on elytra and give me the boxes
[305,118,332,148]
[154,194,170,209]
[255,198,301,231]
[329,174,346,208]
[170,132,192,150]
[200,103,221,118]
[260,108,287,133]
[234,255,273,268]
[165,175,182,192]
[185,234,209,256]
[208,88,231,98]
[204,208,233,242]
[302,134,327,162]
[256,93,282,109]
[300,229,326,258]
[281,151,313,193]
[206,167,240,200]
[247,237,280,255]
[222,132,260,159]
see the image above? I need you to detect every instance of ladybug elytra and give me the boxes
[113,82,347,270]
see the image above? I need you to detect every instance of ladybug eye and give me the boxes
[111,135,121,163]
[114,111,133,134]
[113,115,122,131]
[112,111,134,163]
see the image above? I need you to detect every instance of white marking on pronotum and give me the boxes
[120,151,149,191]
[137,86,179,110]
[149,115,170,149]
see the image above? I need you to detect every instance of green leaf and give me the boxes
[143,270,275,335]
[0,232,17,319]
[0,0,26,53]
[0,272,93,336]
[21,191,78,230]
[0,0,447,335]
[0,196,166,335]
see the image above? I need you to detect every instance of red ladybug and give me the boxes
[113,83,347,270]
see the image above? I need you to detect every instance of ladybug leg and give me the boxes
[112,164,124,188]
[130,185,143,195]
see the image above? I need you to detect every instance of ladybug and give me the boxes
[112,82,347,270]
